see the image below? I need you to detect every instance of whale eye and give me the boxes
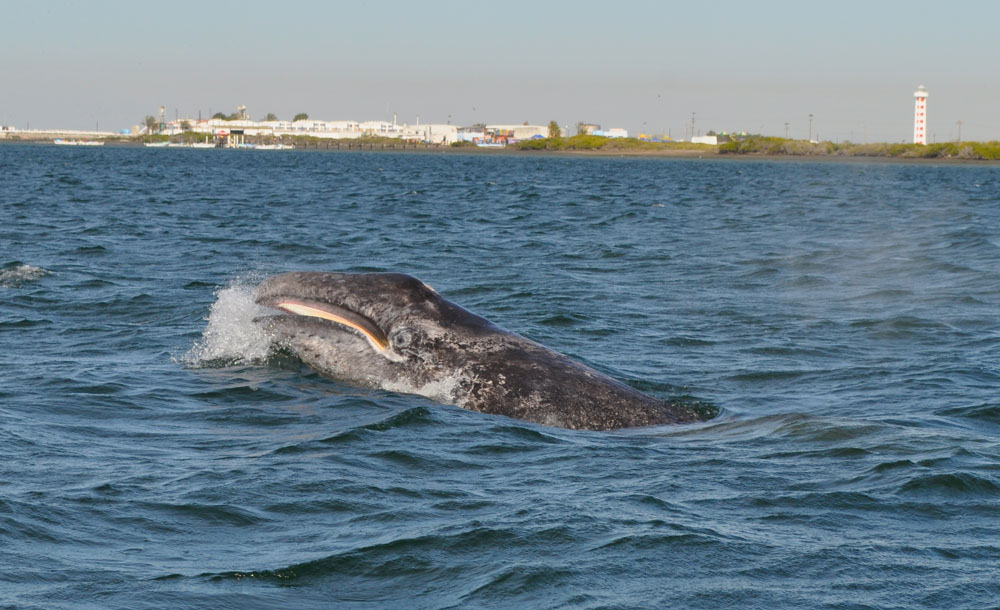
[390,328,415,351]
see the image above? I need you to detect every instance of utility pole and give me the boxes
[690,112,696,140]
[808,113,813,141]
[784,122,789,139]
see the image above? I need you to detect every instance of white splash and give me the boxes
[0,263,50,288]
[183,279,274,367]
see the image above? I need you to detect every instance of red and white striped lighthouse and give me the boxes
[913,85,928,145]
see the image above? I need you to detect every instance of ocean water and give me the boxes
[1,144,998,609]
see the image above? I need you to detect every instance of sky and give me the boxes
[2,0,999,142]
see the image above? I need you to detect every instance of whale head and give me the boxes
[254,271,493,403]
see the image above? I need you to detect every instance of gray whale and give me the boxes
[254,271,716,430]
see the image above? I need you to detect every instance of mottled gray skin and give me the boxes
[255,271,713,431]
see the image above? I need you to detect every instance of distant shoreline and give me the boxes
[514,148,1000,165]
[3,136,998,164]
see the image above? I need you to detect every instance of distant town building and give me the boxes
[158,114,465,144]
[139,103,542,146]
[415,124,459,145]
[489,124,549,140]
[593,127,628,138]
[913,85,928,145]
[578,123,600,135]
[691,135,718,145]
[457,124,548,145]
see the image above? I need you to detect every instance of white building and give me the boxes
[486,124,549,140]
[913,85,928,145]
[415,124,459,145]
[594,127,628,138]
[456,124,548,145]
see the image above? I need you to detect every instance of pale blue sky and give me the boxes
[2,0,998,141]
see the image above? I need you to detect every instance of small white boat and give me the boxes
[255,144,293,150]
[144,141,169,148]
[168,137,217,149]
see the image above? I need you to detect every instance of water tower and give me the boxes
[913,86,928,145]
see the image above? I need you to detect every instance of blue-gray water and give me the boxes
[2,144,998,609]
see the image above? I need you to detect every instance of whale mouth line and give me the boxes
[261,297,390,352]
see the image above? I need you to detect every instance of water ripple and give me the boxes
[3,148,1000,609]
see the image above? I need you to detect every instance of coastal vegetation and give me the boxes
[719,136,1000,160]
[176,130,213,143]
[211,111,246,121]
[515,134,715,153]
